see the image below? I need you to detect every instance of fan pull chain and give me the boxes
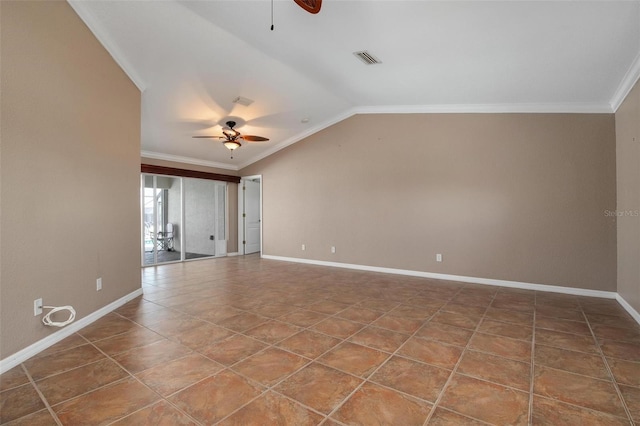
[270,0,274,30]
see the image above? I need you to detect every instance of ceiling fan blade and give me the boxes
[241,135,269,142]
[192,135,223,139]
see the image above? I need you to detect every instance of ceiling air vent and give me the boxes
[353,51,382,65]
[232,96,254,106]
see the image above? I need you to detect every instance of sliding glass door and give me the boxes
[141,174,227,266]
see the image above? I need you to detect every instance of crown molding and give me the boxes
[355,103,613,114]
[141,151,239,171]
[67,0,146,92]
[610,51,640,112]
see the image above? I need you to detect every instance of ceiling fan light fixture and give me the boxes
[223,140,241,151]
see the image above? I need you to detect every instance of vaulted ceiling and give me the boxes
[69,0,640,170]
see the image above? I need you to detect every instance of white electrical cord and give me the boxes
[42,305,76,327]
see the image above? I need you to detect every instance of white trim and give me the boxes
[610,51,640,112]
[262,255,618,299]
[67,1,146,92]
[616,294,640,325]
[226,252,239,257]
[355,103,613,115]
[141,151,239,171]
[0,288,143,375]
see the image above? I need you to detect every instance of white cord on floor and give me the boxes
[42,305,76,327]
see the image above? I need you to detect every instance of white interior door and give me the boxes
[243,179,261,254]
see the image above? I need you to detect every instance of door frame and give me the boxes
[238,175,262,256]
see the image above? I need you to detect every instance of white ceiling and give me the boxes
[69,0,640,170]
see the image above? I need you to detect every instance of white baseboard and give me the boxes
[616,293,640,325]
[263,255,640,325]
[262,255,618,299]
[0,288,143,375]
[226,252,240,257]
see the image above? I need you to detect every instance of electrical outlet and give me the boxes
[34,298,43,316]
[436,254,442,262]
[331,246,336,254]
[96,277,102,291]
[301,244,306,251]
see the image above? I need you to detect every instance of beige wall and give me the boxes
[242,113,617,291]
[1,1,141,358]
[140,157,239,253]
[615,80,640,313]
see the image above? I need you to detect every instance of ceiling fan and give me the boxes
[193,120,269,158]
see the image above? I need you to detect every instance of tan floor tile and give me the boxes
[233,348,308,386]
[348,326,409,353]
[277,330,341,359]
[620,384,640,423]
[336,306,384,324]
[36,359,128,405]
[427,407,487,425]
[275,363,362,414]
[371,315,423,334]
[484,307,533,325]
[491,299,534,313]
[78,313,141,342]
[440,374,529,425]
[171,322,234,350]
[458,350,530,391]
[311,317,364,339]
[0,383,45,424]
[387,304,437,320]
[201,334,268,366]
[478,319,533,340]
[533,365,627,417]
[218,391,324,426]
[2,409,58,425]
[125,308,187,328]
[591,324,640,343]
[136,353,223,396]
[535,305,585,322]
[440,303,487,317]
[144,316,209,339]
[599,339,640,362]
[92,327,164,356]
[607,357,640,387]
[318,342,389,378]
[536,316,592,336]
[532,395,630,425]
[586,312,639,329]
[277,309,329,327]
[33,334,87,359]
[197,306,243,323]
[535,328,599,354]
[53,377,159,425]
[24,344,105,381]
[112,339,191,374]
[332,382,431,426]
[370,355,450,402]
[110,400,198,425]
[356,299,401,312]
[534,344,609,380]
[0,366,29,392]
[414,322,473,347]
[114,297,164,317]
[308,300,350,315]
[244,321,302,344]
[431,311,481,330]
[169,370,263,424]
[397,337,463,369]
[469,333,531,362]
[217,312,269,332]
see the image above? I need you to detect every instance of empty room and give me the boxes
[1,0,639,425]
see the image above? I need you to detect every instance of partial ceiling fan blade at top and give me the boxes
[192,135,224,139]
[241,135,269,142]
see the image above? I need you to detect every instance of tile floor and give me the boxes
[1,255,639,425]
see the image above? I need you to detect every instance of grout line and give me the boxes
[422,286,499,425]
[582,309,635,424]
[20,363,64,426]
[528,292,537,425]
